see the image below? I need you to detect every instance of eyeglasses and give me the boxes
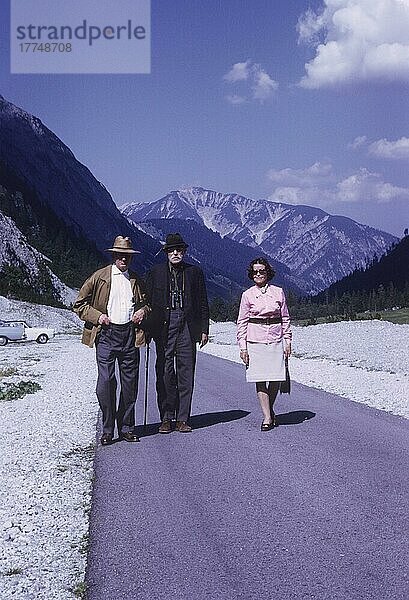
[166,246,185,254]
[114,253,130,260]
[252,268,267,275]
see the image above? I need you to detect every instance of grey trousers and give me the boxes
[95,322,140,435]
[155,309,196,422]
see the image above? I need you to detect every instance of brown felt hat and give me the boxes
[105,236,140,254]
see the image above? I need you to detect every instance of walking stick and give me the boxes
[143,341,150,429]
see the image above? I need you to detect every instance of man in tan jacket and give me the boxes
[74,236,150,446]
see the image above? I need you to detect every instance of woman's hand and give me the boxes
[240,349,249,366]
[284,342,292,359]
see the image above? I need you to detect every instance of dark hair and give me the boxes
[247,257,275,282]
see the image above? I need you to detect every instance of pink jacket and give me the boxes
[237,284,292,350]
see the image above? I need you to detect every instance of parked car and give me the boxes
[0,320,55,346]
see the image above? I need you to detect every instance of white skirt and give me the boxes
[246,341,286,383]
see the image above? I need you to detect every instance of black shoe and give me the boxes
[100,433,113,446]
[120,432,140,442]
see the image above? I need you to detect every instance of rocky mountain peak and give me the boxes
[122,187,397,294]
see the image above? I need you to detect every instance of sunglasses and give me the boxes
[253,268,267,275]
[166,246,185,254]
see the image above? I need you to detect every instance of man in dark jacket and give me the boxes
[144,233,209,433]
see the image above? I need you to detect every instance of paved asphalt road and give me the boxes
[86,350,408,600]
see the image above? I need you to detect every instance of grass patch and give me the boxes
[4,567,23,576]
[0,367,18,378]
[295,307,409,327]
[72,580,87,599]
[56,465,70,473]
[0,380,41,402]
[57,442,96,476]
[61,443,95,460]
[378,308,409,324]
[78,532,90,556]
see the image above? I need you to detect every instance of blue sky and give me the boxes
[1,0,409,236]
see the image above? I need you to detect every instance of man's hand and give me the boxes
[284,342,292,359]
[132,309,145,325]
[98,314,111,326]
[240,349,249,366]
[199,333,209,348]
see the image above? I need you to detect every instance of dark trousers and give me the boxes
[155,309,196,423]
[95,323,140,435]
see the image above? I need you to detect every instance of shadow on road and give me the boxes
[276,410,316,426]
[190,410,250,429]
[135,410,250,437]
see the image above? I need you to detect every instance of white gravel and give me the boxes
[0,296,82,333]
[0,334,98,599]
[0,298,408,599]
[203,320,409,418]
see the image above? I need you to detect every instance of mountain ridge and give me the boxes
[0,95,162,275]
[314,235,409,301]
[122,186,397,294]
[0,98,270,301]
[134,217,305,298]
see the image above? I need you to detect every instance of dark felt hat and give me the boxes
[162,233,188,252]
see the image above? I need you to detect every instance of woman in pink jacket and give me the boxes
[237,258,292,431]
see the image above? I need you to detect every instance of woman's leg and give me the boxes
[268,381,280,424]
[256,382,273,424]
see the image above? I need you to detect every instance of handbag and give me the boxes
[278,304,291,393]
[280,357,291,394]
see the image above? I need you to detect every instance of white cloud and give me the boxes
[297,0,409,88]
[296,8,326,45]
[268,162,409,207]
[223,61,278,104]
[336,168,409,203]
[268,162,337,207]
[268,162,334,188]
[223,61,251,83]
[348,136,368,150]
[225,94,247,105]
[348,135,409,159]
[368,136,409,159]
[252,69,279,102]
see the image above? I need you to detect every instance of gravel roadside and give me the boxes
[0,335,97,599]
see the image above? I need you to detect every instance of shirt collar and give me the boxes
[112,264,129,277]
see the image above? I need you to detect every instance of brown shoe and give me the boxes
[175,421,192,433]
[120,432,140,442]
[159,420,172,434]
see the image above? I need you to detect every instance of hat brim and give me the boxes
[162,243,188,252]
[105,247,140,254]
